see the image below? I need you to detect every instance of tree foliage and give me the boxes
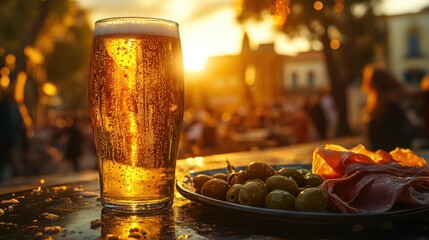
[0,0,92,127]
[0,0,93,127]
[236,0,386,136]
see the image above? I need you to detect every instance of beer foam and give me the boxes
[94,18,179,38]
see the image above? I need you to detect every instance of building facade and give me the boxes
[185,6,429,120]
[387,7,429,86]
[185,33,329,113]
[282,51,329,94]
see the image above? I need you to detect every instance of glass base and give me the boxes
[101,198,172,213]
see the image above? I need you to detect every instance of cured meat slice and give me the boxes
[313,144,426,180]
[322,162,429,213]
[312,145,429,213]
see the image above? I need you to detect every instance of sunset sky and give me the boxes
[76,0,429,72]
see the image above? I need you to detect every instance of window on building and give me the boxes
[307,71,315,88]
[403,68,425,85]
[406,27,422,58]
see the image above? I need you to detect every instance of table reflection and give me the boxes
[99,208,175,239]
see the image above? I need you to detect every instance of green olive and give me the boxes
[212,172,228,182]
[305,173,324,187]
[226,184,243,204]
[297,168,311,176]
[239,181,267,207]
[244,178,266,186]
[201,178,229,201]
[246,161,276,181]
[298,187,307,195]
[277,168,305,187]
[265,190,295,210]
[265,175,299,196]
[193,174,213,192]
[295,187,328,212]
[230,170,249,185]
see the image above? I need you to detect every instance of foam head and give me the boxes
[94,17,179,38]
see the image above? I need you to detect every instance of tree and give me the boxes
[0,0,92,128]
[236,0,386,136]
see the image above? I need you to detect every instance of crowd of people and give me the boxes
[0,107,97,182]
[0,91,338,182]
[178,64,429,157]
[178,91,338,158]
[1,63,429,183]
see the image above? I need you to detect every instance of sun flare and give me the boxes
[183,48,208,72]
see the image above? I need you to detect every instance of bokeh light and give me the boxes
[330,39,340,49]
[5,54,16,68]
[42,82,58,96]
[334,0,344,13]
[314,1,324,11]
[0,76,10,89]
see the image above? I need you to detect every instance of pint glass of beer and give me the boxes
[88,17,184,212]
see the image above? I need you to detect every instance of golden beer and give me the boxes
[88,17,184,212]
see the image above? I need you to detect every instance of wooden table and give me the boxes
[2,137,429,239]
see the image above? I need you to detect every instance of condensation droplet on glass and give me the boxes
[170,104,177,112]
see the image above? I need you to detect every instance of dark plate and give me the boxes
[176,164,429,225]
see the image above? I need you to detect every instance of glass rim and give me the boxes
[95,17,179,27]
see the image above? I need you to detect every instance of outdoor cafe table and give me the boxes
[2,137,429,239]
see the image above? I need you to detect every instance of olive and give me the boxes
[230,170,249,185]
[298,187,307,194]
[297,168,311,176]
[265,175,299,196]
[295,187,328,212]
[212,172,228,182]
[246,161,276,181]
[239,181,267,207]
[244,178,265,186]
[265,190,295,210]
[277,168,305,187]
[226,184,243,204]
[201,178,229,201]
[305,173,324,187]
[193,174,213,192]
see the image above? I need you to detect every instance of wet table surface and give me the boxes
[2,137,429,239]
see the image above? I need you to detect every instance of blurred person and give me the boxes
[291,102,311,144]
[78,117,97,170]
[64,117,84,172]
[304,94,328,140]
[0,92,13,180]
[266,103,289,146]
[201,110,217,148]
[361,64,417,151]
[25,130,64,176]
[319,89,338,138]
[184,115,204,156]
[216,112,230,141]
[0,91,27,180]
[229,109,246,134]
[421,74,429,140]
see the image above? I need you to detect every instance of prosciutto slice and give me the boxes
[313,145,429,213]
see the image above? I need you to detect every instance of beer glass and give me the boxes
[88,17,184,212]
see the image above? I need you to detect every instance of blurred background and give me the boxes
[0,0,428,183]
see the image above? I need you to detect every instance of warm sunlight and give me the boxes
[183,48,208,72]
[79,0,429,66]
